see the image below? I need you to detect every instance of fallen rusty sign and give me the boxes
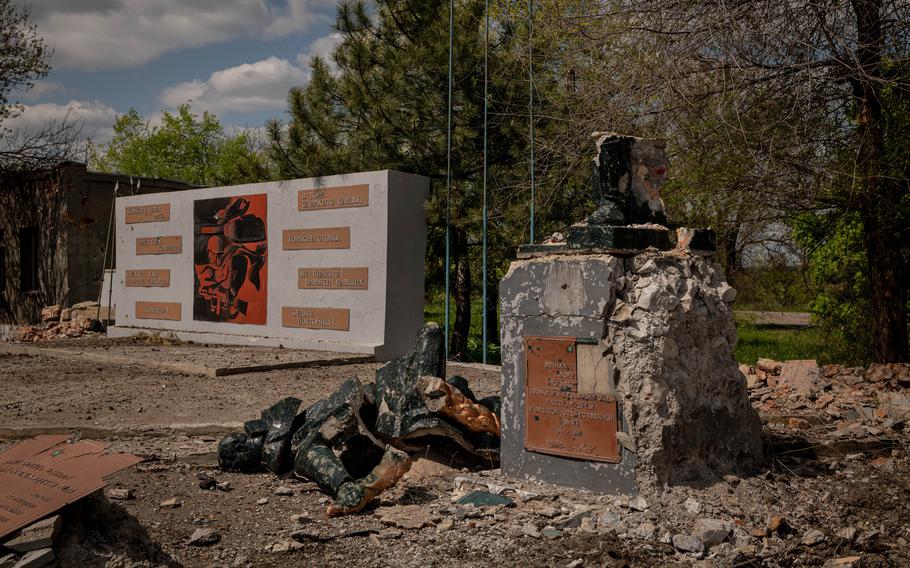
[0,435,142,539]
[524,336,620,463]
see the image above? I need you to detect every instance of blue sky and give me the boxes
[8,0,343,144]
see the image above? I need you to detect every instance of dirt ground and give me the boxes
[1,338,908,568]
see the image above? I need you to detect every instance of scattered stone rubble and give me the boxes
[218,323,501,516]
[741,359,910,448]
[5,301,107,342]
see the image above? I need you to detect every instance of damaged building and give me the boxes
[0,162,195,324]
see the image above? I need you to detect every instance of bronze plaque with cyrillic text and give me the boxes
[282,228,351,250]
[136,236,182,255]
[125,269,170,287]
[281,307,350,331]
[0,435,141,539]
[125,203,170,223]
[135,301,181,321]
[524,336,620,463]
[297,267,368,290]
[298,184,369,211]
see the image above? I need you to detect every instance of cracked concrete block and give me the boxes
[500,250,762,495]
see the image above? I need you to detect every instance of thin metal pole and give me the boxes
[528,0,535,244]
[444,0,454,357]
[482,0,489,364]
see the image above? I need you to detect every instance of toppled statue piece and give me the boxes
[420,377,501,437]
[218,323,501,515]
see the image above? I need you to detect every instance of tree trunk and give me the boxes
[450,229,472,361]
[852,0,909,362]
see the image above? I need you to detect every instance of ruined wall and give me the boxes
[500,250,762,495]
[0,168,70,324]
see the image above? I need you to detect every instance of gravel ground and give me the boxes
[1,339,908,568]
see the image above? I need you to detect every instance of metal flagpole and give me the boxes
[528,0,535,244]
[481,0,490,364]
[444,0,455,357]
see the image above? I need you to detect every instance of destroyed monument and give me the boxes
[218,323,501,515]
[499,133,763,494]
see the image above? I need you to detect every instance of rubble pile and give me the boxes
[5,301,107,342]
[741,359,910,448]
[218,323,501,516]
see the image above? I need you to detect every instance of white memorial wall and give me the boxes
[108,170,429,360]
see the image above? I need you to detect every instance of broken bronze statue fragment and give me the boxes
[217,323,501,515]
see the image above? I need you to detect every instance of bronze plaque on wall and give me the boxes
[125,204,170,223]
[298,184,369,211]
[524,336,620,463]
[135,301,181,321]
[281,307,350,331]
[282,228,351,250]
[136,236,182,255]
[298,267,368,290]
[125,269,170,287]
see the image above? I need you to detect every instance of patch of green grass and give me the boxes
[424,290,501,364]
[734,323,833,365]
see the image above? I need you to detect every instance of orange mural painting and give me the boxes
[193,194,268,325]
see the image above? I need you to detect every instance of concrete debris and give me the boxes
[159,498,181,509]
[186,528,221,546]
[3,516,61,553]
[627,496,649,512]
[671,533,704,554]
[374,505,436,530]
[106,488,135,500]
[7,302,108,342]
[801,529,826,546]
[11,548,54,568]
[692,518,732,548]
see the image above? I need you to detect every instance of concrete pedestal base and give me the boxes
[499,251,762,494]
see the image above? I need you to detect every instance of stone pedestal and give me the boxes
[499,250,762,494]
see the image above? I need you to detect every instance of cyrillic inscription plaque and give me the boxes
[298,267,368,290]
[125,204,170,223]
[135,301,181,321]
[524,336,620,463]
[136,236,182,255]
[125,269,170,287]
[281,307,350,331]
[282,228,351,250]
[298,184,369,211]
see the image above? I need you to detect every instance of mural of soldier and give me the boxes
[193,194,268,324]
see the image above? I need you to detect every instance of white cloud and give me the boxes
[160,57,307,113]
[29,0,336,71]
[296,32,343,73]
[15,80,67,101]
[3,100,119,143]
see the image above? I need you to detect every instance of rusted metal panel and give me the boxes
[298,184,369,211]
[281,307,350,330]
[525,336,620,463]
[282,228,351,250]
[125,203,170,223]
[297,267,368,290]
[125,269,170,287]
[0,435,142,539]
[135,301,181,321]
[135,236,182,255]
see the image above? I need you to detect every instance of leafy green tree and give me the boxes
[519,0,910,362]
[91,105,268,186]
